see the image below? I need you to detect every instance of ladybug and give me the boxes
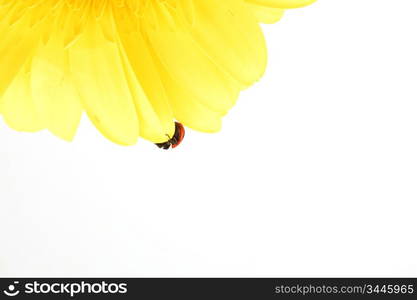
[155,122,185,150]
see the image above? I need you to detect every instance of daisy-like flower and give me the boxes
[0,0,315,147]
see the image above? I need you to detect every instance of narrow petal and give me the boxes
[68,7,139,146]
[0,2,42,97]
[114,7,175,143]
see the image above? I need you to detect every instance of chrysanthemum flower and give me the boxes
[0,0,315,146]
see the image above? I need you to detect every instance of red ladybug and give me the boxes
[155,122,185,150]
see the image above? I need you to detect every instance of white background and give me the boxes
[1,0,416,277]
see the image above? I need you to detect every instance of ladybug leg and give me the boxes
[155,134,173,150]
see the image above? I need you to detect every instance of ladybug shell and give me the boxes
[172,122,185,148]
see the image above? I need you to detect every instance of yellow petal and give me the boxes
[68,9,139,146]
[246,0,316,9]
[246,3,285,24]
[0,62,44,132]
[30,37,82,141]
[142,1,239,115]
[186,0,267,86]
[114,8,175,143]
[0,3,41,97]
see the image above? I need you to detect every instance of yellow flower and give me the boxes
[0,0,315,146]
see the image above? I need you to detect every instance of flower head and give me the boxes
[0,0,315,145]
